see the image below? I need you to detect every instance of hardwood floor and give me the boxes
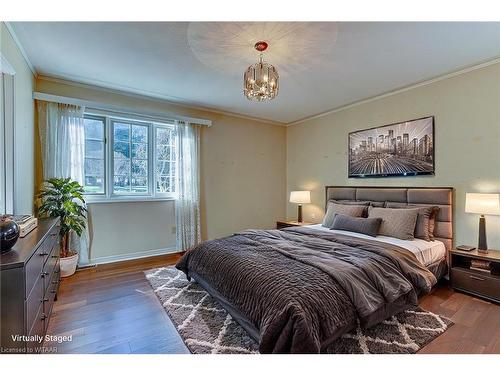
[45,254,500,354]
[44,254,189,354]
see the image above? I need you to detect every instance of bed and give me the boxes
[176,186,454,353]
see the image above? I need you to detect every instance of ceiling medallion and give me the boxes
[243,41,279,101]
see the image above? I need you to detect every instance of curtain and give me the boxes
[37,101,90,265]
[175,121,201,251]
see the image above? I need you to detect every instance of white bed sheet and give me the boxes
[304,224,446,267]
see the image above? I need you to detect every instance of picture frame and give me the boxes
[348,116,435,178]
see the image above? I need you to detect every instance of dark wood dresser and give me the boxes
[1,218,60,353]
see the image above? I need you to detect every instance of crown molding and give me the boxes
[3,22,37,77]
[37,74,287,127]
[286,56,500,126]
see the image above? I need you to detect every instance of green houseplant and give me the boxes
[38,177,86,277]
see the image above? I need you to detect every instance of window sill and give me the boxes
[85,196,177,204]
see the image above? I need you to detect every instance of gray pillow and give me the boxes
[331,214,382,237]
[385,202,439,241]
[322,202,367,228]
[368,207,419,240]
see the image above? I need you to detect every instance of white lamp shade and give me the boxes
[465,193,500,215]
[290,191,311,204]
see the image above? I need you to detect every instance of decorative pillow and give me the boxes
[331,214,382,237]
[428,207,440,240]
[322,202,368,228]
[367,207,419,240]
[385,202,439,241]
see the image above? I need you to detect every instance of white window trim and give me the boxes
[83,110,178,204]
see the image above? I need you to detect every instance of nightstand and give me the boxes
[450,248,500,303]
[276,220,313,229]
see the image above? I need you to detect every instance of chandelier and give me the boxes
[243,41,279,101]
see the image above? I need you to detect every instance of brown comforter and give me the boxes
[176,227,437,353]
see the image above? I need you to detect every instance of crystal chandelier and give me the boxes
[243,41,279,101]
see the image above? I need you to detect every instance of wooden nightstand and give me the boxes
[450,248,500,303]
[276,220,313,229]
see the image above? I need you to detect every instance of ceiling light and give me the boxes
[243,41,279,101]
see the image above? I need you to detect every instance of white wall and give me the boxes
[0,22,35,214]
[35,77,287,262]
[287,63,500,249]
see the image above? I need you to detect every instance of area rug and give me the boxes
[145,266,453,354]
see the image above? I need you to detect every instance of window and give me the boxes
[112,120,149,194]
[83,113,177,201]
[155,126,177,193]
[83,116,106,194]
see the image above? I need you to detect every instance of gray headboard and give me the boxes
[325,186,454,251]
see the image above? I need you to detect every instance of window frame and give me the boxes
[83,112,178,203]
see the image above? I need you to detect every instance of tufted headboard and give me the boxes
[325,186,454,251]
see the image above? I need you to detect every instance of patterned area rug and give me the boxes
[145,266,453,354]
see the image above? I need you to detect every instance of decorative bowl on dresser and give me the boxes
[0,218,61,353]
[450,248,500,303]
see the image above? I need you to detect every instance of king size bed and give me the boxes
[176,186,454,353]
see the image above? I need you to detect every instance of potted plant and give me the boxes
[38,177,87,277]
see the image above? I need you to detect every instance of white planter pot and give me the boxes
[60,253,79,277]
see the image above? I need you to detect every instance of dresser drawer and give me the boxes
[26,302,46,353]
[25,231,57,297]
[42,240,60,287]
[25,275,44,335]
[451,268,500,302]
[43,260,60,327]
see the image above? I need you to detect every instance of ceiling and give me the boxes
[10,22,500,124]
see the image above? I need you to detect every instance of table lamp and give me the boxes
[465,193,500,253]
[290,191,311,223]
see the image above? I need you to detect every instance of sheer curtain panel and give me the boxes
[37,100,90,265]
[175,121,202,251]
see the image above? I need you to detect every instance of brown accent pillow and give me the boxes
[428,207,440,241]
[368,207,419,240]
[331,214,382,237]
[385,202,439,241]
[329,200,371,217]
[322,202,367,228]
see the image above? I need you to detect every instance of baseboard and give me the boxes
[89,246,179,266]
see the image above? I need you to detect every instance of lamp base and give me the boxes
[478,215,488,253]
[297,205,303,223]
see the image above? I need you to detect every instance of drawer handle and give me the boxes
[41,314,47,321]
[41,272,49,278]
[51,255,59,259]
[469,275,485,281]
[39,252,49,256]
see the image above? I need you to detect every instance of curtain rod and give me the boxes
[33,92,212,127]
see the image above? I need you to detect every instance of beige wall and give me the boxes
[287,63,500,249]
[1,22,36,214]
[87,201,176,261]
[35,77,287,262]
